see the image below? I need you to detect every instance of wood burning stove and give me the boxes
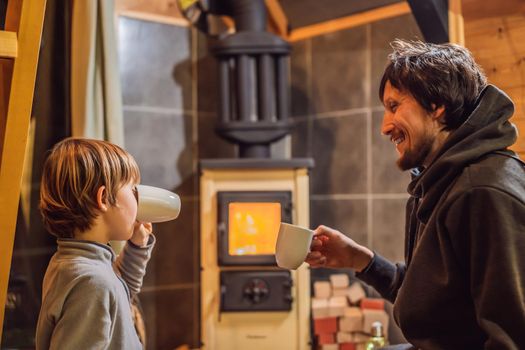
[200,159,313,349]
[187,1,314,348]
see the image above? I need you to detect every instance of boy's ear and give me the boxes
[96,186,108,212]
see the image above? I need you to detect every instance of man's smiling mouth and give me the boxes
[393,136,404,145]
[391,132,405,145]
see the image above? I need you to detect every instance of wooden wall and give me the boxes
[464,9,525,158]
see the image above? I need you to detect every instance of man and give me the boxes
[306,40,525,349]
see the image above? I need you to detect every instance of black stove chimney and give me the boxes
[214,0,267,32]
[181,0,292,158]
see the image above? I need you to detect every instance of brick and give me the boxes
[321,344,339,350]
[347,282,366,304]
[314,281,332,299]
[312,298,329,319]
[360,298,385,310]
[339,307,363,332]
[352,332,370,343]
[336,331,354,343]
[330,273,350,289]
[328,296,347,317]
[356,344,367,350]
[343,306,363,318]
[333,287,350,297]
[362,309,389,339]
[314,317,338,335]
[318,332,336,345]
[339,343,357,350]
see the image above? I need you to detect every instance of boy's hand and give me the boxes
[130,221,152,247]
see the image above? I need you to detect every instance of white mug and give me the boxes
[275,222,314,270]
[136,185,181,223]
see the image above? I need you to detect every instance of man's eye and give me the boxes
[389,103,398,112]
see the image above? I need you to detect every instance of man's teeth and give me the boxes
[393,137,405,145]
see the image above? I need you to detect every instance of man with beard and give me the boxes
[305,40,525,349]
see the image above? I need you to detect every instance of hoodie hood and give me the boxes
[407,85,518,222]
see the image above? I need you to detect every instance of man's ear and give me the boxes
[96,186,108,212]
[431,104,446,121]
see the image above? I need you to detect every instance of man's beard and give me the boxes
[396,135,434,171]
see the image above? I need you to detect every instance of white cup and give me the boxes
[275,222,314,270]
[136,185,181,223]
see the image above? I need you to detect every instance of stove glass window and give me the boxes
[228,202,281,255]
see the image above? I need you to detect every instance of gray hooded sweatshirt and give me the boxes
[36,236,155,350]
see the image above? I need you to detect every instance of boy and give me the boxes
[36,137,155,349]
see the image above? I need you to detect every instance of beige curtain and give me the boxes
[71,0,124,146]
[71,0,125,252]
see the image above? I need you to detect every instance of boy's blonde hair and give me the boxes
[40,137,140,238]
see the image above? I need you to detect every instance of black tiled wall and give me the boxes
[311,26,369,113]
[310,113,368,195]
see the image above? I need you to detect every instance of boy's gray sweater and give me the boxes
[36,236,155,350]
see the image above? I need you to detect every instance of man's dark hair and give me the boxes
[379,39,487,130]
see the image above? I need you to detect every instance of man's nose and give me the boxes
[381,112,393,136]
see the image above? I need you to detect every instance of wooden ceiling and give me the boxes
[278,0,402,29]
[461,0,525,20]
[115,0,525,30]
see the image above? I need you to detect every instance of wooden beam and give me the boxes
[0,0,46,338]
[5,0,22,32]
[119,10,190,26]
[288,2,411,42]
[0,59,13,156]
[0,31,18,58]
[265,0,289,37]
[115,0,188,26]
[448,0,464,45]
[408,0,448,43]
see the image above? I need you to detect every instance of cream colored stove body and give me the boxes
[200,167,311,350]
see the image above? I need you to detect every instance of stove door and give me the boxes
[220,270,293,312]
[217,191,292,266]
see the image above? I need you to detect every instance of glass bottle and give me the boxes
[365,321,387,350]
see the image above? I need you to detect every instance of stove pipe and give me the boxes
[189,0,293,158]
[212,0,267,32]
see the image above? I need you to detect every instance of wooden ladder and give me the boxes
[0,0,47,339]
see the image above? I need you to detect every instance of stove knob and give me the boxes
[243,278,269,304]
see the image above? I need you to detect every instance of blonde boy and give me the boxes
[36,138,155,349]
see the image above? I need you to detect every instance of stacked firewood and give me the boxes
[312,274,389,350]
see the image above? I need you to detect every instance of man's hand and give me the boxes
[130,221,152,247]
[305,225,374,272]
